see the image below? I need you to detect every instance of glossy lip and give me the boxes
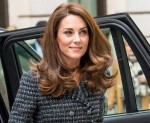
[69,47,82,51]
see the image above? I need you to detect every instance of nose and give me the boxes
[73,33,81,42]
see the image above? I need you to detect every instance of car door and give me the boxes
[0,28,42,122]
[96,13,150,123]
[0,13,150,123]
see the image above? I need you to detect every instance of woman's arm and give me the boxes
[8,71,38,123]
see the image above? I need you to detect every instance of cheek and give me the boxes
[84,37,89,48]
[57,37,70,49]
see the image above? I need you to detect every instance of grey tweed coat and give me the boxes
[8,71,105,123]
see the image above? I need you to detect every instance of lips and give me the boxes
[69,47,82,49]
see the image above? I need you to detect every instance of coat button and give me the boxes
[87,109,92,115]
[69,111,74,116]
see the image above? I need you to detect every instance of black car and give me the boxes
[0,13,150,123]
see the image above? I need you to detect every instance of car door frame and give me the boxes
[95,14,150,123]
[0,27,43,122]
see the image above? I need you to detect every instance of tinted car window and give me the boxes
[25,38,43,58]
[0,59,9,112]
[101,26,150,116]
[0,115,4,123]
[123,37,149,111]
[101,28,125,115]
[13,40,41,74]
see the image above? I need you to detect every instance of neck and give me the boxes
[65,60,80,70]
[73,68,81,85]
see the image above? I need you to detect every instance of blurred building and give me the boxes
[0,0,150,43]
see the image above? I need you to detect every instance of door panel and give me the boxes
[96,15,150,123]
[2,28,43,108]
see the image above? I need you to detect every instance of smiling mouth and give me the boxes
[69,47,82,49]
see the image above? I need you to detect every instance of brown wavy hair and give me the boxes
[31,3,117,97]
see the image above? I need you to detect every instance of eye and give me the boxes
[80,30,88,36]
[64,31,73,36]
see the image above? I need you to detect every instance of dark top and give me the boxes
[8,71,105,123]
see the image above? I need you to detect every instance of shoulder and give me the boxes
[21,70,37,81]
[19,70,38,88]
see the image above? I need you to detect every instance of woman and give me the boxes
[9,3,116,123]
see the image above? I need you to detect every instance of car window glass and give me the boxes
[123,38,149,111]
[13,39,40,74]
[101,28,126,115]
[0,115,4,123]
[25,38,43,58]
[102,27,150,115]
[0,59,9,112]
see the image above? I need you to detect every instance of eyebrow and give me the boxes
[63,27,88,30]
[80,27,88,30]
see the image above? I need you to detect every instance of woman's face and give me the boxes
[57,14,89,66]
